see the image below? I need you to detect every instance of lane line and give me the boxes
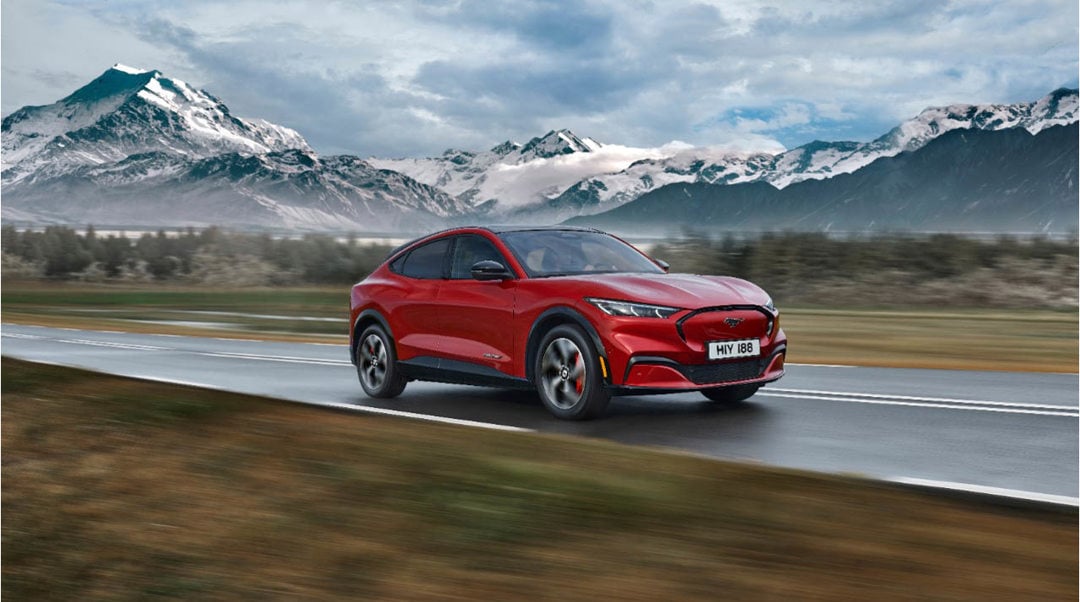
[786,362,857,368]
[757,391,1078,417]
[889,477,1080,507]
[768,387,1076,411]
[199,351,349,366]
[62,365,534,433]
[126,374,213,389]
[200,350,350,364]
[58,338,170,351]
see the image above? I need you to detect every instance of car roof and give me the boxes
[385,225,603,259]
[481,225,600,234]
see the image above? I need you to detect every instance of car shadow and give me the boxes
[351,384,771,435]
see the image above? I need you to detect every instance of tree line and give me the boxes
[2,226,1076,308]
[1,226,396,286]
[651,231,1078,309]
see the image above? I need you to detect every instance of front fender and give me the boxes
[525,306,608,383]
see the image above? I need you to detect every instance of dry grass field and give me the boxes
[3,359,1076,600]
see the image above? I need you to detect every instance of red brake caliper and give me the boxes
[573,353,584,393]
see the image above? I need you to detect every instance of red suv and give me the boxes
[350,226,786,419]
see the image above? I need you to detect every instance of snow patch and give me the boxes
[112,63,150,75]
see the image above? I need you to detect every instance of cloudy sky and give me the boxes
[2,0,1077,157]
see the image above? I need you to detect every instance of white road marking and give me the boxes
[97,372,533,433]
[786,362,857,368]
[57,338,169,351]
[199,351,350,366]
[758,391,1078,417]
[126,374,213,388]
[767,387,1075,411]
[288,399,534,432]
[889,477,1080,507]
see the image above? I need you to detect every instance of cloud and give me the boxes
[421,0,617,55]
[1,0,1076,157]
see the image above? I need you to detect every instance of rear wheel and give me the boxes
[701,383,759,404]
[535,325,611,420]
[356,325,407,399]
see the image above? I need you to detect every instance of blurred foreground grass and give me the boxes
[3,282,1077,372]
[3,358,1077,600]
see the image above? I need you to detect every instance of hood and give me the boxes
[562,272,770,309]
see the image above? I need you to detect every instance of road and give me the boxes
[3,323,1076,502]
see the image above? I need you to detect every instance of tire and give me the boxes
[701,383,759,404]
[534,324,611,420]
[356,324,407,399]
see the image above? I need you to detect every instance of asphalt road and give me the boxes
[3,323,1077,501]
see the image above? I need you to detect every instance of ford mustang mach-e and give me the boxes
[350,226,786,419]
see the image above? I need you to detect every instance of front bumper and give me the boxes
[587,303,787,394]
[610,345,786,395]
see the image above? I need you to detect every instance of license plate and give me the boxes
[707,339,760,360]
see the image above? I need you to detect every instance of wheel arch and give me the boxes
[525,307,608,384]
[351,308,394,365]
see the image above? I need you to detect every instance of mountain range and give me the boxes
[2,65,461,230]
[567,123,1078,234]
[2,64,1077,233]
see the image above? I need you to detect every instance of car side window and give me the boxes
[449,235,507,279]
[400,238,450,279]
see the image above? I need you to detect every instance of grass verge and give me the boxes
[3,358,1077,600]
[3,282,1077,372]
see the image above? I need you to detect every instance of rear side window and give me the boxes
[399,238,450,279]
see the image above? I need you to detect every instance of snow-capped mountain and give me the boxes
[2,64,309,183]
[6,149,464,230]
[548,88,1079,218]
[568,122,1078,235]
[369,128,640,211]
[2,65,461,230]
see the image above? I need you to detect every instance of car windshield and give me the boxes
[498,230,664,278]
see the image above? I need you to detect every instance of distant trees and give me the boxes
[650,231,1078,309]
[2,226,1076,309]
[0,226,396,286]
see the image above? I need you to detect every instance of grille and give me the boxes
[680,359,764,385]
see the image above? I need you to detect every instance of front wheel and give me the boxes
[701,383,759,404]
[356,325,407,399]
[534,325,611,420]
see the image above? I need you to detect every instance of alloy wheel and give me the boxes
[540,337,586,410]
[359,333,388,391]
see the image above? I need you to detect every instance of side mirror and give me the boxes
[654,258,670,273]
[470,260,513,281]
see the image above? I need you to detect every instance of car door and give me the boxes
[389,236,450,361]
[435,234,517,375]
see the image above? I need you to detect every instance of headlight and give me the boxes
[764,297,776,312]
[586,298,681,319]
